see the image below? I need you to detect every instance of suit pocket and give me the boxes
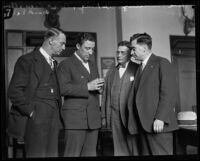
[7,111,28,139]
[62,105,86,111]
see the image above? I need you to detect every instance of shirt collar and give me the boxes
[142,52,152,66]
[117,61,130,69]
[39,47,52,60]
[74,52,88,64]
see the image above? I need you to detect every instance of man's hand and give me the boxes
[153,119,164,133]
[87,78,104,91]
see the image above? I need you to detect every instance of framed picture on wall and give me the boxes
[101,57,115,78]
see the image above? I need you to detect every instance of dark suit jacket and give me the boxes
[101,61,138,128]
[128,54,178,134]
[57,54,101,129]
[8,49,62,139]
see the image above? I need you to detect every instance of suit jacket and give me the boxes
[128,54,178,134]
[7,49,62,139]
[57,54,101,129]
[101,61,138,128]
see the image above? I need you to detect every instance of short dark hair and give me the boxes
[118,40,131,50]
[76,33,95,46]
[130,32,152,49]
[44,28,65,40]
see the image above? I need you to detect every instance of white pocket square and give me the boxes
[130,76,134,81]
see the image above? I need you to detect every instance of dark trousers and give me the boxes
[24,103,60,158]
[63,129,99,157]
[111,109,130,156]
[138,131,173,155]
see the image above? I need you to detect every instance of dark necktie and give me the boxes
[138,63,144,77]
[52,60,62,107]
[52,60,57,70]
[134,63,143,93]
[118,63,126,69]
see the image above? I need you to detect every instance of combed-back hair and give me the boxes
[130,32,152,49]
[76,33,95,46]
[44,28,65,40]
[118,40,131,50]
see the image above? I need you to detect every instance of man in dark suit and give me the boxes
[8,28,66,157]
[101,41,138,156]
[128,33,178,155]
[57,33,104,157]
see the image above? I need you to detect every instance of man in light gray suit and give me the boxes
[101,41,138,156]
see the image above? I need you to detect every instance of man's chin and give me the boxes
[52,52,61,57]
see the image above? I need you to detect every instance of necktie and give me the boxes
[134,63,143,93]
[49,57,54,69]
[138,62,144,76]
[118,63,126,69]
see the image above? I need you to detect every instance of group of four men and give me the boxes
[8,27,178,157]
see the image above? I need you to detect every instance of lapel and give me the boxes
[138,54,157,90]
[109,66,118,85]
[88,61,98,80]
[71,54,91,81]
[33,49,52,81]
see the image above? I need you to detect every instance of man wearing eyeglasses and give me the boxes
[101,41,138,156]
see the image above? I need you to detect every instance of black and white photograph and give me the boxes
[2,1,199,160]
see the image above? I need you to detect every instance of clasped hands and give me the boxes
[87,78,104,92]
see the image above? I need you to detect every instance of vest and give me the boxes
[110,70,125,112]
[34,67,60,107]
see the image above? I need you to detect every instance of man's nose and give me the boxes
[88,49,93,55]
[131,50,134,55]
[62,45,65,50]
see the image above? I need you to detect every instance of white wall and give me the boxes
[4,6,195,71]
[121,5,195,61]
[4,7,118,77]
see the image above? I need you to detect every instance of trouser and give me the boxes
[138,131,173,155]
[111,109,130,156]
[63,129,99,157]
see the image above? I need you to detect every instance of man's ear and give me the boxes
[49,38,54,45]
[76,44,80,50]
[143,45,148,52]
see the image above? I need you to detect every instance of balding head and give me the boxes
[44,28,65,41]
[42,28,66,56]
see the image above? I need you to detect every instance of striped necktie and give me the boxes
[49,57,54,69]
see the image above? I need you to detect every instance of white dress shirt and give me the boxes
[119,61,129,78]
[141,52,152,70]
[39,47,54,69]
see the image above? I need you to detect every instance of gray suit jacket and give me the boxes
[101,61,138,128]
